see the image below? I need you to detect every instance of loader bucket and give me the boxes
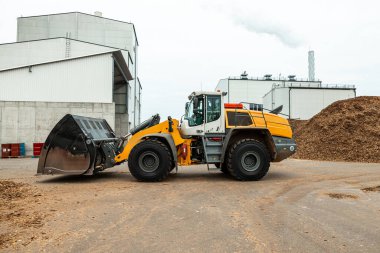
[37,114,117,175]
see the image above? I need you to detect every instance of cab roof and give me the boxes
[188,91,226,100]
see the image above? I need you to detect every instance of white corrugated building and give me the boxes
[216,73,355,120]
[0,12,142,156]
[263,83,356,119]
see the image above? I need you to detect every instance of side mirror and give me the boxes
[185,102,189,111]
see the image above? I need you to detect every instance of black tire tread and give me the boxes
[220,162,230,175]
[128,139,172,182]
[227,138,270,181]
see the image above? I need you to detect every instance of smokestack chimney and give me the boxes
[308,50,315,81]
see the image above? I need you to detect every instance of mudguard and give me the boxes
[220,128,277,163]
[142,133,178,169]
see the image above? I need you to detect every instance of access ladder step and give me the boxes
[202,135,224,164]
[205,142,223,147]
[206,151,222,155]
[206,155,221,163]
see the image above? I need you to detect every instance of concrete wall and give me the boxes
[115,113,129,137]
[0,101,115,157]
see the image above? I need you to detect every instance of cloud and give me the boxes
[233,15,303,48]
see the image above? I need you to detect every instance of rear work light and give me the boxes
[224,103,243,109]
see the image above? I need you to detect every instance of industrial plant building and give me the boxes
[216,73,355,120]
[262,83,355,119]
[0,12,141,156]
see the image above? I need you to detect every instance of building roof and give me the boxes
[0,37,133,65]
[0,50,133,81]
[18,11,139,46]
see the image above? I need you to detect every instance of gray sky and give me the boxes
[1,0,379,119]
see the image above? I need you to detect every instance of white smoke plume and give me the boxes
[233,15,303,48]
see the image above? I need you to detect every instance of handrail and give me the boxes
[262,107,289,117]
[273,83,355,89]
[241,103,267,128]
[239,101,290,118]
[226,102,268,128]
[228,76,322,82]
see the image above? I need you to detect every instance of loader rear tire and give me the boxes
[227,139,270,181]
[128,139,172,182]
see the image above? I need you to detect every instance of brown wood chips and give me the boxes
[291,96,380,163]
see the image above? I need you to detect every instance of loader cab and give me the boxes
[180,91,225,136]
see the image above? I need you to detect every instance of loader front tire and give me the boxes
[128,139,172,182]
[215,162,230,174]
[219,163,230,175]
[227,139,270,181]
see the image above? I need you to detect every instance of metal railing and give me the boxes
[230,102,294,129]
[228,76,322,82]
[230,103,268,129]
[225,76,355,89]
[322,84,355,89]
[273,83,355,89]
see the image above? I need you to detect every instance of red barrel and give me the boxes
[1,144,11,158]
[11,143,20,157]
[33,143,44,157]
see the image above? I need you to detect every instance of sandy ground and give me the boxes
[0,158,380,253]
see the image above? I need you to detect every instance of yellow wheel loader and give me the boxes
[37,91,296,181]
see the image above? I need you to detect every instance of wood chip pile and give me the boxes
[291,96,380,163]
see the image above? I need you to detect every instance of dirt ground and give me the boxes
[0,158,380,253]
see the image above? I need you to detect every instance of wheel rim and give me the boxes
[138,151,160,173]
[241,151,260,172]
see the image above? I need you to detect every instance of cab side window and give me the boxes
[206,95,221,123]
[187,96,204,126]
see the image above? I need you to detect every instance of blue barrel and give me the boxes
[19,143,26,157]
